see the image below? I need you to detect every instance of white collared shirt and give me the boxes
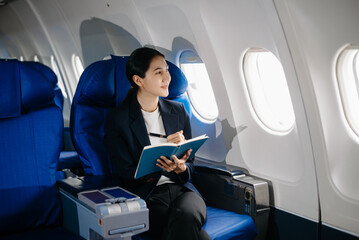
[141,107,174,186]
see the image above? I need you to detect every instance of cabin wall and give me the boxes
[197,0,319,224]
[275,0,359,236]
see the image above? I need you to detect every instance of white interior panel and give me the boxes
[199,0,318,220]
[275,0,359,234]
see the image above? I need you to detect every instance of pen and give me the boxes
[149,132,167,138]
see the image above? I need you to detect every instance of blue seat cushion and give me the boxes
[1,226,84,240]
[203,206,257,240]
[58,151,81,170]
[134,206,257,240]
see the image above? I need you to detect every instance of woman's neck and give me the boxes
[137,90,159,112]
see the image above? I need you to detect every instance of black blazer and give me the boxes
[104,89,198,200]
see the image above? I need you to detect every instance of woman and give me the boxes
[105,47,210,240]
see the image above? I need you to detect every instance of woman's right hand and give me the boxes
[167,130,185,144]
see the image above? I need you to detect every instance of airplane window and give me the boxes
[51,55,68,99]
[243,48,295,133]
[336,46,359,136]
[33,55,40,62]
[179,51,219,122]
[71,54,84,81]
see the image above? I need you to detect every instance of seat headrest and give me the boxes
[75,56,131,108]
[0,59,57,118]
[75,55,188,107]
[166,61,188,99]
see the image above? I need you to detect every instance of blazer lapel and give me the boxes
[159,99,179,136]
[129,93,151,148]
[129,96,179,148]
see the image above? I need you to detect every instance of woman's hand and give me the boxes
[156,149,192,174]
[167,130,185,144]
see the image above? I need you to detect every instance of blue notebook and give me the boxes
[134,134,208,179]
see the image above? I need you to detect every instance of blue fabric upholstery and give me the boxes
[134,206,257,240]
[1,226,83,240]
[0,59,58,117]
[71,56,130,175]
[54,85,64,110]
[163,61,192,117]
[166,61,188,98]
[204,207,257,240]
[0,59,82,239]
[49,70,80,174]
[0,59,21,118]
[58,151,81,169]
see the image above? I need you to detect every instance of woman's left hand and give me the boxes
[156,149,192,174]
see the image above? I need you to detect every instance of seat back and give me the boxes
[0,59,64,235]
[70,55,190,176]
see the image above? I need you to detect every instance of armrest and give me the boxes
[57,127,82,172]
[193,165,246,214]
[193,162,269,218]
[193,162,270,240]
[57,175,149,240]
[193,161,246,212]
[63,127,76,151]
[194,162,246,177]
[57,175,124,197]
[58,151,81,170]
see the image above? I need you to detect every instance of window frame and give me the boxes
[336,44,359,137]
[242,48,295,134]
[71,54,84,82]
[33,55,40,63]
[50,55,68,99]
[179,50,219,123]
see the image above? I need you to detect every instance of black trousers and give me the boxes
[146,183,210,240]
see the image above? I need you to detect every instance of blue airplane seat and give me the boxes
[70,55,191,176]
[70,55,257,240]
[70,55,130,176]
[0,59,84,240]
[26,61,81,174]
[161,59,192,118]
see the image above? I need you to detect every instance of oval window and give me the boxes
[336,45,359,136]
[243,48,295,133]
[33,55,40,62]
[71,54,84,81]
[179,50,219,122]
[51,55,68,99]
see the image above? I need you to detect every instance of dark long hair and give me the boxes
[126,47,165,90]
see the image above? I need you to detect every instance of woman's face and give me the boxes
[137,56,171,98]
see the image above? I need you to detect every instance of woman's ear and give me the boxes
[133,75,143,88]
